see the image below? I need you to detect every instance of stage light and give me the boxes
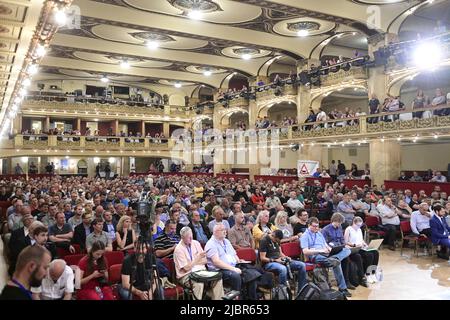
[174,82,182,88]
[120,60,130,69]
[28,64,38,75]
[22,78,31,87]
[100,76,109,83]
[146,41,159,50]
[54,9,67,26]
[35,44,46,57]
[188,10,202,20]
[203,70,212,76]
[414,42,442,69]
[297,30,308,37]
[242,54,251,60]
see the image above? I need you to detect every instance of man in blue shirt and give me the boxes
[321,213,355,290]
[312,168,321,178]
[300,217,352,297]
[205,224,257,299]
[188,211,210,245]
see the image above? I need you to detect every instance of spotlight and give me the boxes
[28,64,38,75]
[434,134,438,139]
[14,97,22,104]
[242,54,251,60]
[22,78,31,87]
[188,10,202,20]
[297,30,308,37]
[146,41,159,50]
[413,42,442,69]
[203,70,212,76]
[174,82,182,88]
[290,143,299,151]
[100,76,109,83]
[120,60,130,69]
[54,9,67,26]
[35,44,46,57]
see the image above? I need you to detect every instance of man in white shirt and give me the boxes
[31,259,74,300]
[430,171,447,183]
[377,197,400,250]
[316,108,327,128]
[285,191,304,215]
[410,203,432,238]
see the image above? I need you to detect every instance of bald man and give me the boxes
[31,259,74,300]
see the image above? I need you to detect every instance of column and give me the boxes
[122,157,130,176]
[76,118,81,131]
[141,120,145,136]
[12,113,22,134]
[297,86,312,123]
[115,119,119,136]
[248,164,260,181]
[163,122,170,138]
[45,116,50,132]
[369,140,401,186]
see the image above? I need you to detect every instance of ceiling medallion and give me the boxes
[0,26,10,34]
[287,21,320,32]
[130,32,175,43]
[168,0,222,13]
[0,5,12,15]
[233,48,260,56]
[107,55,143,63]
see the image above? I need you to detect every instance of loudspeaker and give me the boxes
[37,83,45,90]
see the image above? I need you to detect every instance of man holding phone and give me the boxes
[174,227,224,300]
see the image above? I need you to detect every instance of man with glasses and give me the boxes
[205,224,258,300]
[300,217,352,297]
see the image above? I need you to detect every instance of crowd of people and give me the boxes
[0,171,449,300]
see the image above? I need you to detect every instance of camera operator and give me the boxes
[259,229,307,291]
[118,241,162,300]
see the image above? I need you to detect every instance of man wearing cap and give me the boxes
[8,208,35,276]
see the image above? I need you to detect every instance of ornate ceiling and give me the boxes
[2,0,443,105]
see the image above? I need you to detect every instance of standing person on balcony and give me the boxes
[14,163,24,175]
[368,93,380,124]
[337,160,346,179]
[329,160,337,182]
[412,89,429,119]
[316,108,327,128]
[431,88,447,116]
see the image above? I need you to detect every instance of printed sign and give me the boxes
[297,160,319,177]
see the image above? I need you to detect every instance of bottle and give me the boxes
[95,286,104,300]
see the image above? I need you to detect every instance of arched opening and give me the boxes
[228,74,249,91]
[320,87,369,114]
[399,67,450,110]
[263,101,297,126]
[199,86,215,102]
[267,56,297,81]
[223,111,249,129]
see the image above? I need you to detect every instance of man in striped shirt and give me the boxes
[154,220,180,259]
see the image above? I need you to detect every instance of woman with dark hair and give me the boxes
[350,163,358,178]
[77,241,114,300]
[412,89,429,118]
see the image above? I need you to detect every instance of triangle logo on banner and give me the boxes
[300,163,310,175]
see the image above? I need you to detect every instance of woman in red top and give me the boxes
[251,188,265,206]
[77,241,114,300]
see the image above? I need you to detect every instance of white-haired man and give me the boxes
[31,259,74,300]
[174,227,223,300]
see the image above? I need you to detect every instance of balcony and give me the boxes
[319,67,368,87]
[14,135,170,151]
[255,84,297,102]
[21,95,191,119]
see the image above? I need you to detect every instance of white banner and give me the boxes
[297,160,319,177]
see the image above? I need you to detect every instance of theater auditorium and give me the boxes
[0,0,449,301]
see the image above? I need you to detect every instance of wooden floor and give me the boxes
[350,249,450,300]
[0,237,448,300]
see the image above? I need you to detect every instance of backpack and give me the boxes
[312,267,330,291]
[271,284,292,300]
[348,260,360,288]
[296,282,347,301]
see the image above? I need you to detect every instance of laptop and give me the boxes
[361,239,383,251]
[320,245,345,256]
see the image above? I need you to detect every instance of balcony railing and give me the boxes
[11,104,450,153]
[15,135,170,151]
[22,95,191,118]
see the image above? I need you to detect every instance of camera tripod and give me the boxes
[127,231,164,300]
